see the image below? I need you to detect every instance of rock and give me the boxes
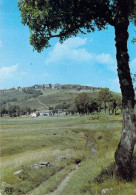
[13,170,22,175]
[34,165,40,169]
[1,182,10,187]
[39,162,50,167]
[101,188,113,194]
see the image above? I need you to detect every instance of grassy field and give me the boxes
[0,114,136,194]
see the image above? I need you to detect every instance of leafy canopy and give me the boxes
[18,0,135,52]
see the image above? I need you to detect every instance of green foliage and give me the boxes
[97,88,111,103]
[1,174,19,185]
[18,0,136,53]
[22,88,43,97]
[13,165,64,194]
[0,86,122,117]
[75,92,99,114]
[18,0,117,52]
[75,92,90,114]
[97,88,112,113]
[54,102,71,111]
[8,105,21,117]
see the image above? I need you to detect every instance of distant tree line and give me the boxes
[50,88,122,116]
[0,88,122,117]
[73,88,122,115]
[0,105,36,117]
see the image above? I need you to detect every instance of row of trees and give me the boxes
[49,88,122,115]
[74,88,122,115]
[0,106,36,117]
[0,89,122,117]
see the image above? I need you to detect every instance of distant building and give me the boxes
[40,110,53,117]
[51,84,61,90]
[31,112,39,117]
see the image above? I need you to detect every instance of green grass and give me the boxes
[0,114,136,195]
[0,88,100,110]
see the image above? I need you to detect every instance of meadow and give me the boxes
[0,114,136,194]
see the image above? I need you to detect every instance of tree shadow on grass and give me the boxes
[93,163,114,184]
[94,153,136,184]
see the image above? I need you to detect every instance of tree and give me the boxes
[108,97,117,115]
[67,103,77,115]
[115,96,122,113]
[0,107,8,117]
[75,92,89,114]
[18,0,136,181]
[88,98,99,114]
[8,105,21,117]
[97,88,111,113]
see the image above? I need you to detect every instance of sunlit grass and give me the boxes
[0,114,135,195]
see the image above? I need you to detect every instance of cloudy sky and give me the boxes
[0,0,136,92]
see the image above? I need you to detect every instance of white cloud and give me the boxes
[95,53,115,65]
[45,37,116,72]
[0,64,18,88]
[61,37,87,49]
[45,37,91,65]
[0,64,18,78]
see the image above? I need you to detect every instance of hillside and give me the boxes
[0,84,100,111]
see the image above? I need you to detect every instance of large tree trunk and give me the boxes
[114,5,136,181]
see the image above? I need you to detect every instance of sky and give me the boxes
[0,0,136,92]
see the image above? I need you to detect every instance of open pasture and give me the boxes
[0,115,136,194]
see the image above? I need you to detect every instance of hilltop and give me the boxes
[0,84,101,111]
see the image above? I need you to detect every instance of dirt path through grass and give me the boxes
[47,165,79,195]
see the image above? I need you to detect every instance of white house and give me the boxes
[31,112,38,117]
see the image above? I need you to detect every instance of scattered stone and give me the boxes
[1,182,10,187]
[34,164,40,169]
[39,162,51,167]
[101,188,113,194]
[13,170,22,175]
[75,159,81,165]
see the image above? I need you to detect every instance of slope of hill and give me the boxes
[0,84,100,110]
